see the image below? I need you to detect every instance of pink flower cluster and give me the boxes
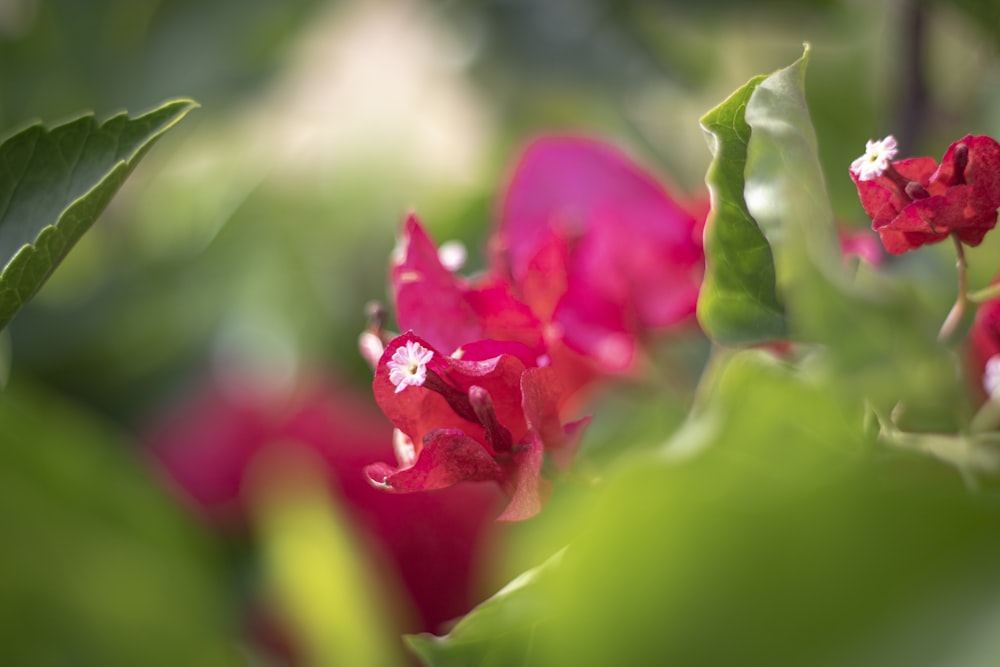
[364,136,707,520]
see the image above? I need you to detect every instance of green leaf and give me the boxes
[405,549,563,667]
[0,377,237,666]
[742,46,958,411]
[525,351,1000,666]
[0,99,198,331]
[697,74,787,345]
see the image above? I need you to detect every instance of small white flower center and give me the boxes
[984,354,1000,401]
[850,135,898,181]
[387,340,434,393]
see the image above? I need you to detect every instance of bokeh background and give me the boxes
[2,0,1000,665]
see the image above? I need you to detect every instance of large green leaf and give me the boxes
[0,99,197,331]
[406,550,562,667]
[532,351,1000,666]
[0,377,237,666]
[742,48,959,413]
[697,74,787,345]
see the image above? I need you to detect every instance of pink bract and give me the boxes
[493,136,706,371]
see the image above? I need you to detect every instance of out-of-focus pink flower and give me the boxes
[850,134,1000,255]
[967,280,1000,406]
[492,136,706,372]
[144,373,506,635]
[838,226,885,268]
[364,332,589,522]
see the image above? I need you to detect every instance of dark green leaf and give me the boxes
[697,74,787,345]
[0,99,197,331]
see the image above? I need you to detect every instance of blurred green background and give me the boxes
[3,0,1000,665]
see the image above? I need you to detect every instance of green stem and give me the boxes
[938,233,969,343]
[968,282,1000,304]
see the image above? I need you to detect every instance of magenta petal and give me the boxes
[392,214,484,354]
[465,277,545,353]
[520,367,563,443]
[497,136,704,357]
[365,429,503,492]
[496,434,547,522]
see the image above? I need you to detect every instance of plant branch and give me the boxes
[938,233,969,343]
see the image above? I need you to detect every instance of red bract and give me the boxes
[492,136,706,372]
[850,135,1000,255]
[365,332,589,522]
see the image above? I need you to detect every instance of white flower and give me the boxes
[984,354,1000,401]
[850,135,898,181]
[387,340,434,393]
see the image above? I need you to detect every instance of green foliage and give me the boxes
[0,377,237,666]
[742,48,959,412]
[406,550,562,667]
[0,99,197,332]
[532,351,1000,666]
[698,73,787,345]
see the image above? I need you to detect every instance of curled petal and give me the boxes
[365,429,504,492]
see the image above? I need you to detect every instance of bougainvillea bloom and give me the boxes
[492,136,706,372]
[365,331,589,522]
[850,134,1000,255]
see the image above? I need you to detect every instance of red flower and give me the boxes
[492,136,706,372]
[850,134,1000,255]
[364,332,589,522]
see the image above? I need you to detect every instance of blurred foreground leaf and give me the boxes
[0,378,237,666]
[406,549,561,667]
[248,443,407,667]
[698,73,787,345]
[0,99,197,331]
[534,351,1000,666]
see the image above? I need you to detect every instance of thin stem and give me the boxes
[938,233,968,342]
[968,282,1000,304]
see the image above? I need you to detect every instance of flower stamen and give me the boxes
[387,341,434,393]
[850,135,899,181]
